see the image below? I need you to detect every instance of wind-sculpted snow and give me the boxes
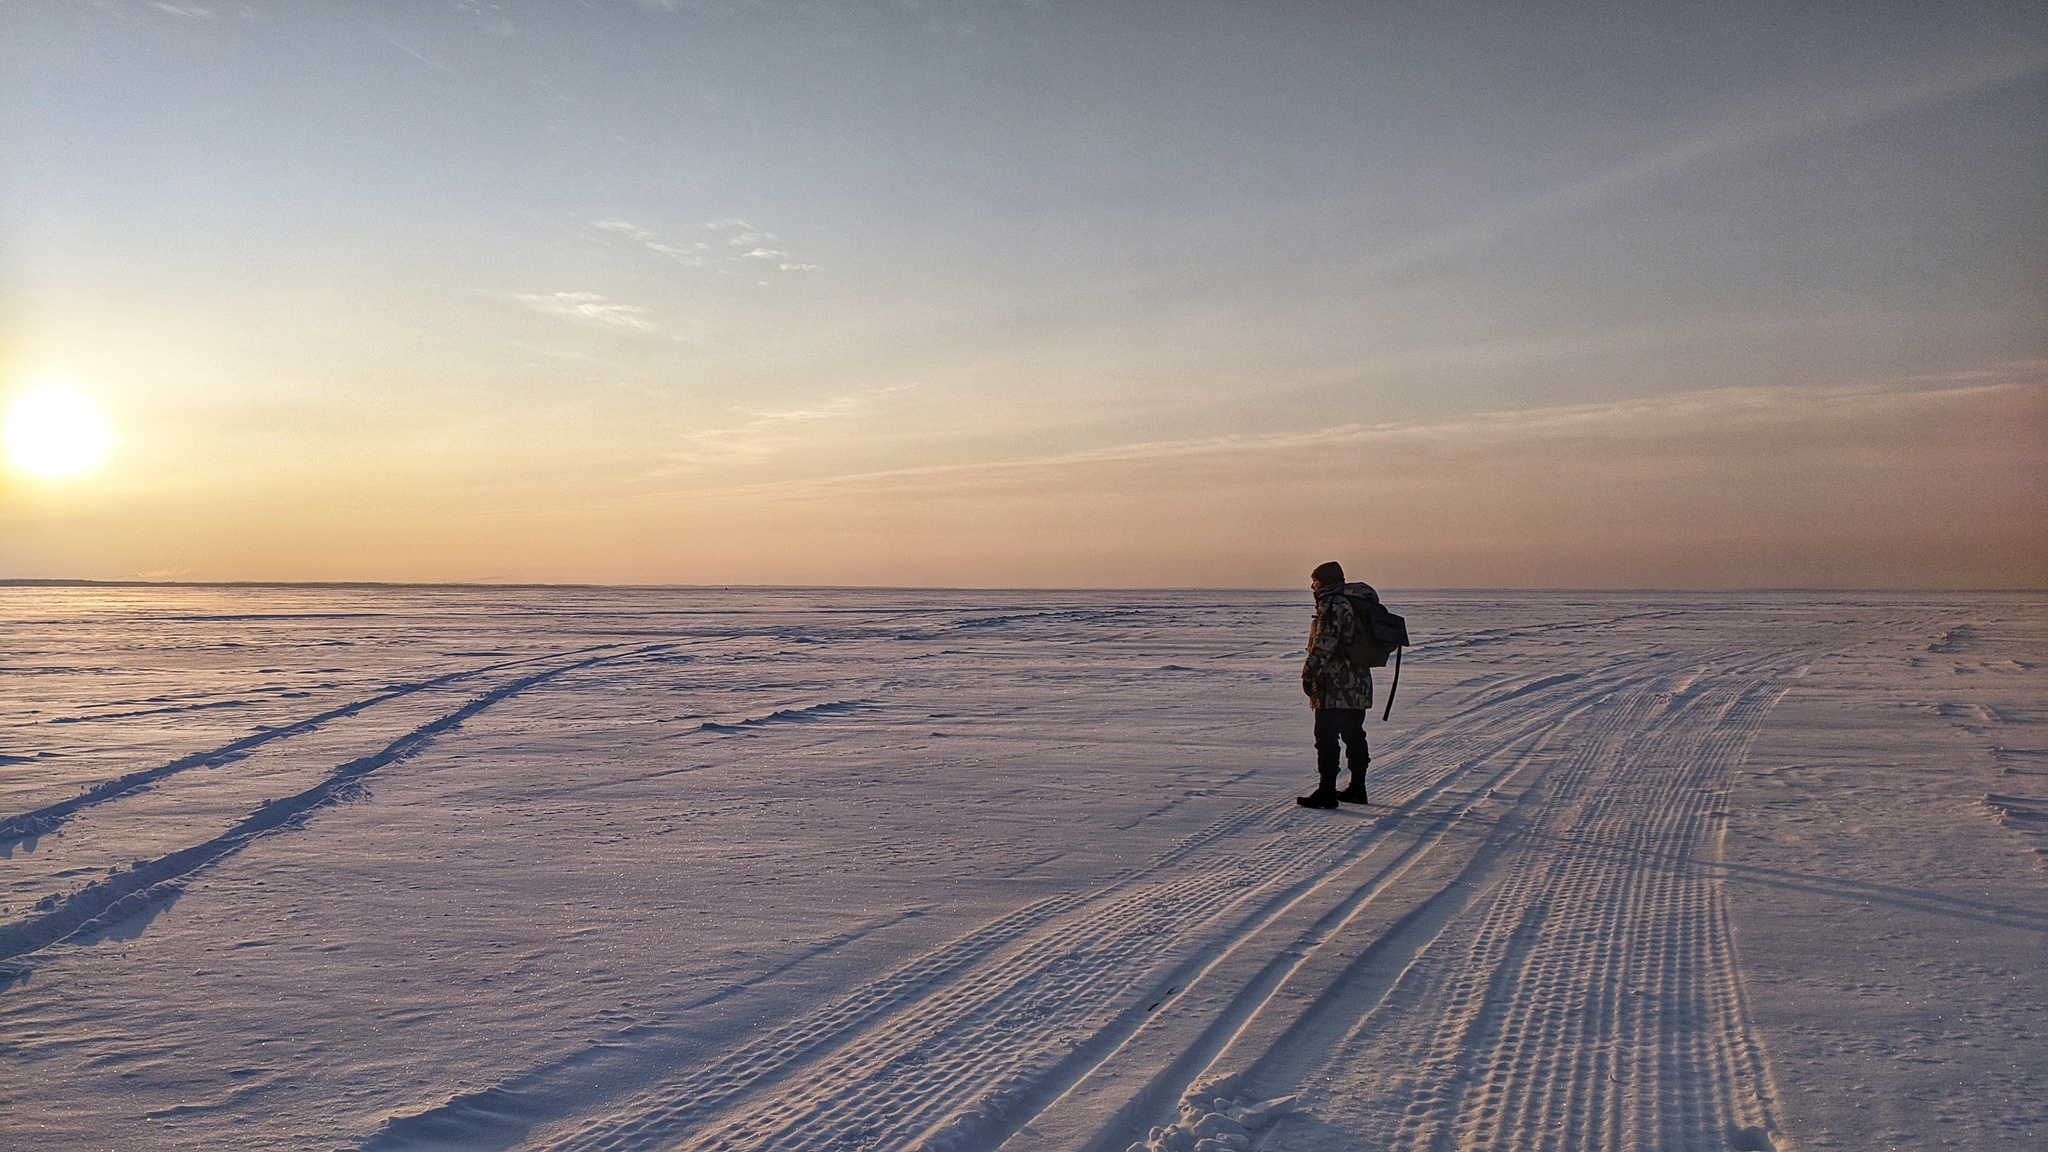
[684,700,877,735]
[1,586,2043,1151]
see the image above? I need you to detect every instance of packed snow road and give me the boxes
[3,587,2043,1150]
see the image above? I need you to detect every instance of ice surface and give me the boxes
[3,586,2043,1150]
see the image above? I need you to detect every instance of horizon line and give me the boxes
[3,579,2043,595]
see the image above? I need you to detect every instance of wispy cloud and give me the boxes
[659,383,915,468]
[514,291,657,332]
[1894,359,2048,388]
[148,2,215,16]
[594,217,822,273]
[382,34,452,73]
[595,220,712,266]
[707,218,821,271]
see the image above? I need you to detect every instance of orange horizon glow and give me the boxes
[4,375,2041,590]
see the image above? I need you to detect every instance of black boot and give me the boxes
[1336,771,1368,805]
[1297,769,1339,809]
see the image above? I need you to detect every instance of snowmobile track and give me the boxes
[0,646,665,981]
[0,642,630,846]
[523,656,1747,1152]
[1239,659,1800,1152]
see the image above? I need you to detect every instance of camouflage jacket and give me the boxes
[1303,583,1375,711]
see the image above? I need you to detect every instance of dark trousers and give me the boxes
[1314,707,1369,779]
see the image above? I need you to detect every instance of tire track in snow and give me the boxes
[0,643,628,846]
[373,807,1326,1149]
[1051,656,1683,1152]
[530,824,1361,1151]
[1003,720,1570,1152]
[520,658,1665,1152]
[1418,682,1720,1150]
[1423,681,1756,1152]
[1278,656,1799,1152]
[0,646,661,982]
[944,660,1670,1152]
[1050,649,1801,1152]
[1463,674,1786,1152]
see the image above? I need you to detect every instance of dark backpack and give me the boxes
[1340,583,1409,719]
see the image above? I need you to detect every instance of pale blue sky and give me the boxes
[2,1,2043,585]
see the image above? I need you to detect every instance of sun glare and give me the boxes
[5,386,112,478]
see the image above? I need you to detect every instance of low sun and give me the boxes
[5,385,111,478]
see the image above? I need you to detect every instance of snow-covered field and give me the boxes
[3,586,2043,1151]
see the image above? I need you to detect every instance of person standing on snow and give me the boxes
[1299,560,1372,809]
